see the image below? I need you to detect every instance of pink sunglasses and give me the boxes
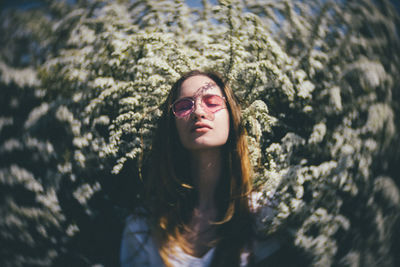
[171,94,226,118]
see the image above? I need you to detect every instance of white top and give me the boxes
[120,215,217,267]
[168,246,216,267]
[120,214,280,267]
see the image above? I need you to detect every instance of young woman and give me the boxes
[120,70,256,266]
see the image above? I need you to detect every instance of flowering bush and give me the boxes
[1,0,399,266]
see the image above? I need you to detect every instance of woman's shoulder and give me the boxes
[123,208,151,236]
[120,208,164,266]
[251,233,311,267]
[252,235,281,263]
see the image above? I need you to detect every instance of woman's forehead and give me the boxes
[179,75,222,97]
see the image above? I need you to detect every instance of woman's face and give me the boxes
[174,75,230,151]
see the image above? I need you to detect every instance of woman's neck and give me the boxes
[190,148,223,210]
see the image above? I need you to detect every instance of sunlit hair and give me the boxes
[145,70,253,266]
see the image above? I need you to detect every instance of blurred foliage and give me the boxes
[1,0,399,266]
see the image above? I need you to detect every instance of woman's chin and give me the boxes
[184,140,225,151]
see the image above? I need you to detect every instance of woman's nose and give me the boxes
[192,100,206,117]
[192,100,213,120]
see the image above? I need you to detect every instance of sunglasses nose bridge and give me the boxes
[192,96,208,115]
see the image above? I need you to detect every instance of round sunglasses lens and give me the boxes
[173,99,193,117]
[203,95,225,112]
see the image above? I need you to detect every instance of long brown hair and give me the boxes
[145,70,253,266]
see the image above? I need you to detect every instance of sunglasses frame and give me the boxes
[171,94,227,118]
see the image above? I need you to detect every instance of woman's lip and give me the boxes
[191,123,212,132]
[192,127,211,133]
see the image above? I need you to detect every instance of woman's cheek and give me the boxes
[217,112,230,145]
